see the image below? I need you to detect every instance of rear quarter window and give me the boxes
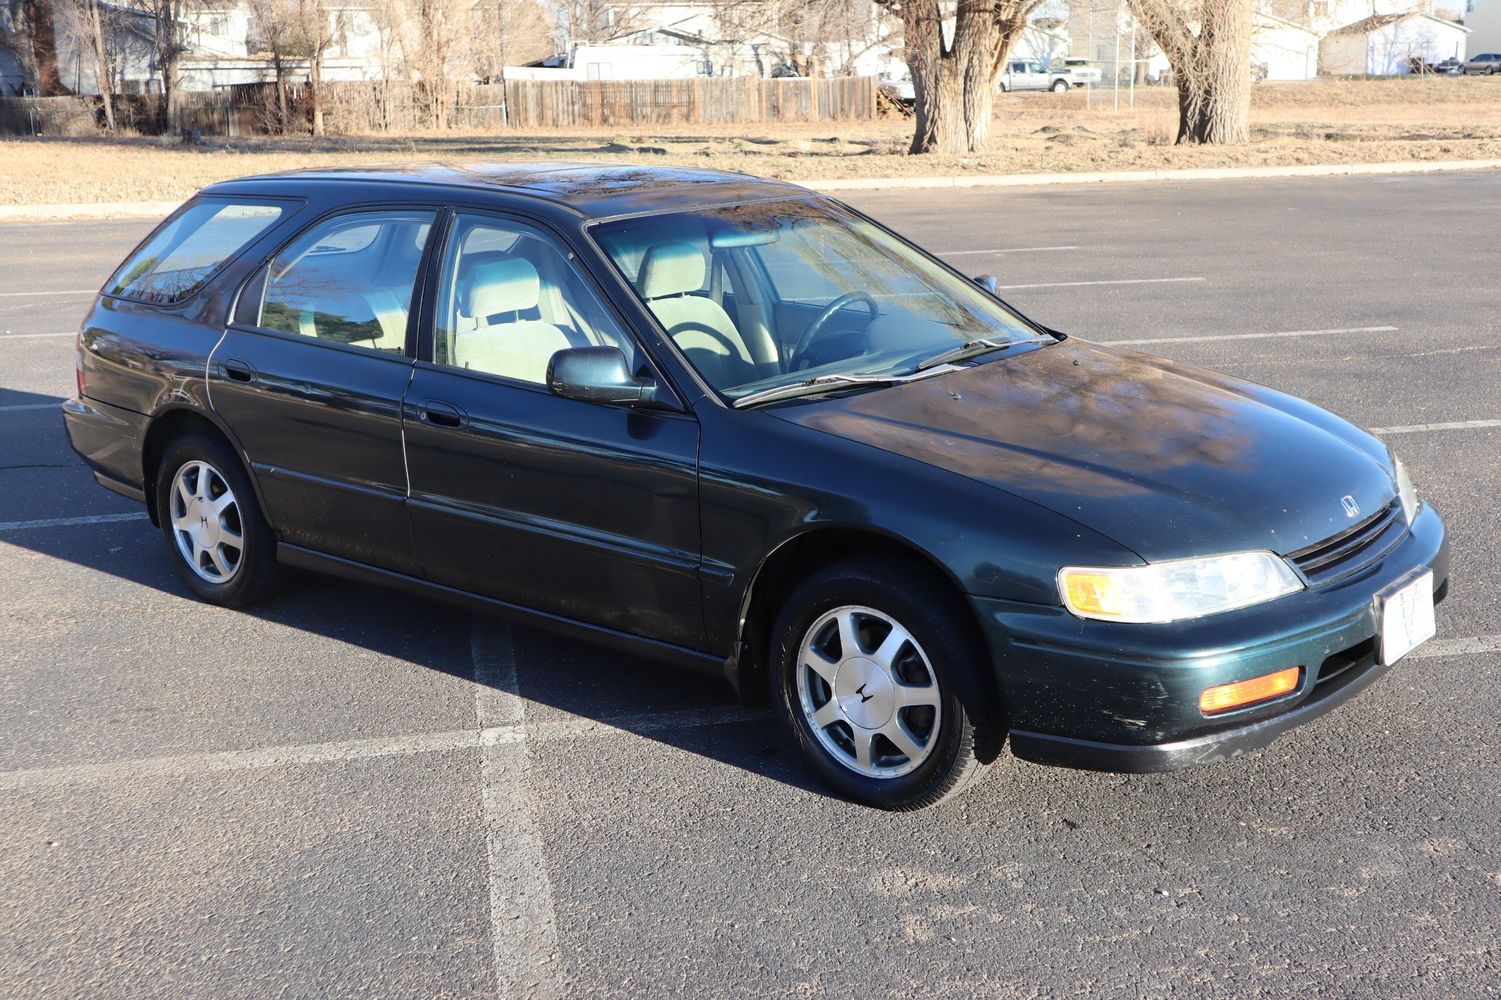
[107,199,291,304]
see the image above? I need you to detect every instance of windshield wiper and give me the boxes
[914,337,1024,372]
[732,368,955,409]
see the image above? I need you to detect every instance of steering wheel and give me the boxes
[789,292,879,370]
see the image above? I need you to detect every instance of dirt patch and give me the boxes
[4,77,1501,206]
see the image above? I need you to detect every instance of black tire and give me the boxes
[771,556,993,810]
[154,433,280,608]
[1052,79,1069,93]
[999,81,1009,93]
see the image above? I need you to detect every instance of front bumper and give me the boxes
[972,502,1449,773]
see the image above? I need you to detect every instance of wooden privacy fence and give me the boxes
[1,76,876,138]
[502,76,876,128]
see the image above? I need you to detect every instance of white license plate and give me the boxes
[1379,570,1436,665]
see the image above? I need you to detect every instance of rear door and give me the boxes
[209,206,438,575]
[402,209,705,648]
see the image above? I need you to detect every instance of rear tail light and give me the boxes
[74,330,86,399]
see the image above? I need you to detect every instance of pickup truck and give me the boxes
[998,60,1075,93]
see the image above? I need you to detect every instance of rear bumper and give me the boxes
[972,503,1449,773]
[62,396,148,504]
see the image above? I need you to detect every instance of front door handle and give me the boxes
[421,399,466,428]
[222,359,256,383]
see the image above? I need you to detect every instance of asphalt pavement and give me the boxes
[1,171,1498,999]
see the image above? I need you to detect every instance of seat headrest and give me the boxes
[638,242,707,300]
[464,257,540,318]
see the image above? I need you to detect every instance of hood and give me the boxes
[775,341,1396,562]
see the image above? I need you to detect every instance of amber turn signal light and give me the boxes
[1199,666,1302,715]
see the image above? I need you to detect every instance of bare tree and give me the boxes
[132,0,193,124]
[876,0,1045,154]
[246,0,295,130]
[298,0,349,135]
[554,0,649,47]
[6,0,67,94]
[716,0,899,77]
[473,0,554,81]
[1128,0,1250,143]
[80,0,115,127]
[388,0,472,128]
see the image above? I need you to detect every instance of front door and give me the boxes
[402,210,704,648]
[210,207,437,575]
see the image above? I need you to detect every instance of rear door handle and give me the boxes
[222,359,256,383]
[421,399,466,428]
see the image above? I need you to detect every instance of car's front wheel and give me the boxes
[1052,79,1069,93]
[772,557,992,810]
[155,434,279,607]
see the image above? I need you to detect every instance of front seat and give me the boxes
[453,257,575,384]
[637,242,757,390]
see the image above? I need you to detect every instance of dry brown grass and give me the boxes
[4,76,1501,206]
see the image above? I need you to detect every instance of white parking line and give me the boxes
[940,246,1080,256]
[0,289,95,297]
[1103,326,1399,347]
[1370,419,1501,435]
[999,277,1206,290]
[0,332,73,340]
[1410,634,1501,659]
[0,512,149,531]
[472,620,563,1000]
[0,403,60,412]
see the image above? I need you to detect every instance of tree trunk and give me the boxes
[309,54,324,135]
[273,54,288,134]
[1174,3,1249,143]
[1130,0,1251,145]
[909,53,969,154]
[85,0,115,131]
[21,0,66,94]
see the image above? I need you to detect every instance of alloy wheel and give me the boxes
[169,460,244,584]
[795,605,942,779]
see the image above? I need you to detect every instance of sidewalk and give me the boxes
[4,158,1500,222]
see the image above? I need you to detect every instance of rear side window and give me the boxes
[107,199,288,304]
[254,209,435,355]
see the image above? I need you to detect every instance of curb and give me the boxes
[4,158,1501,221]
[0,200,183,222]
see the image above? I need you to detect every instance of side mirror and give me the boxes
[547,346,657,406]
[973,274,1000,295]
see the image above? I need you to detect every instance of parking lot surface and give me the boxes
[2,172,1499,998]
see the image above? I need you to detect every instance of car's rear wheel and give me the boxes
[772,557,991,810]
[156,434,279,607]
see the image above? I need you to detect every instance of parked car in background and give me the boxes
[1463,53,1501,74]
[878,72,914,105]
[1058,58,1102,85]
[999,60,1075,93]
[64,164,1447,811]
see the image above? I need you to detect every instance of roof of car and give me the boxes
[215,162,814,219]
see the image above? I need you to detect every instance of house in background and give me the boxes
[1254,11,1322,79]
[38,0,390,97]
[1319,10,1470,72]
[1464,0,1501,53]
[518,1,899,82]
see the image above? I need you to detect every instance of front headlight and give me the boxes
[1393,455,1419,525]
[1058,551,1304,623]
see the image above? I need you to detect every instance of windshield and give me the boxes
[589,199,1049,402]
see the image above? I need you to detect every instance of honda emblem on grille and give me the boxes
[1340,495,1360,518]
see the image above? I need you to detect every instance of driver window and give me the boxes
[435,214,635,385]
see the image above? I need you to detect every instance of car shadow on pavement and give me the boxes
[1,419,823,794]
